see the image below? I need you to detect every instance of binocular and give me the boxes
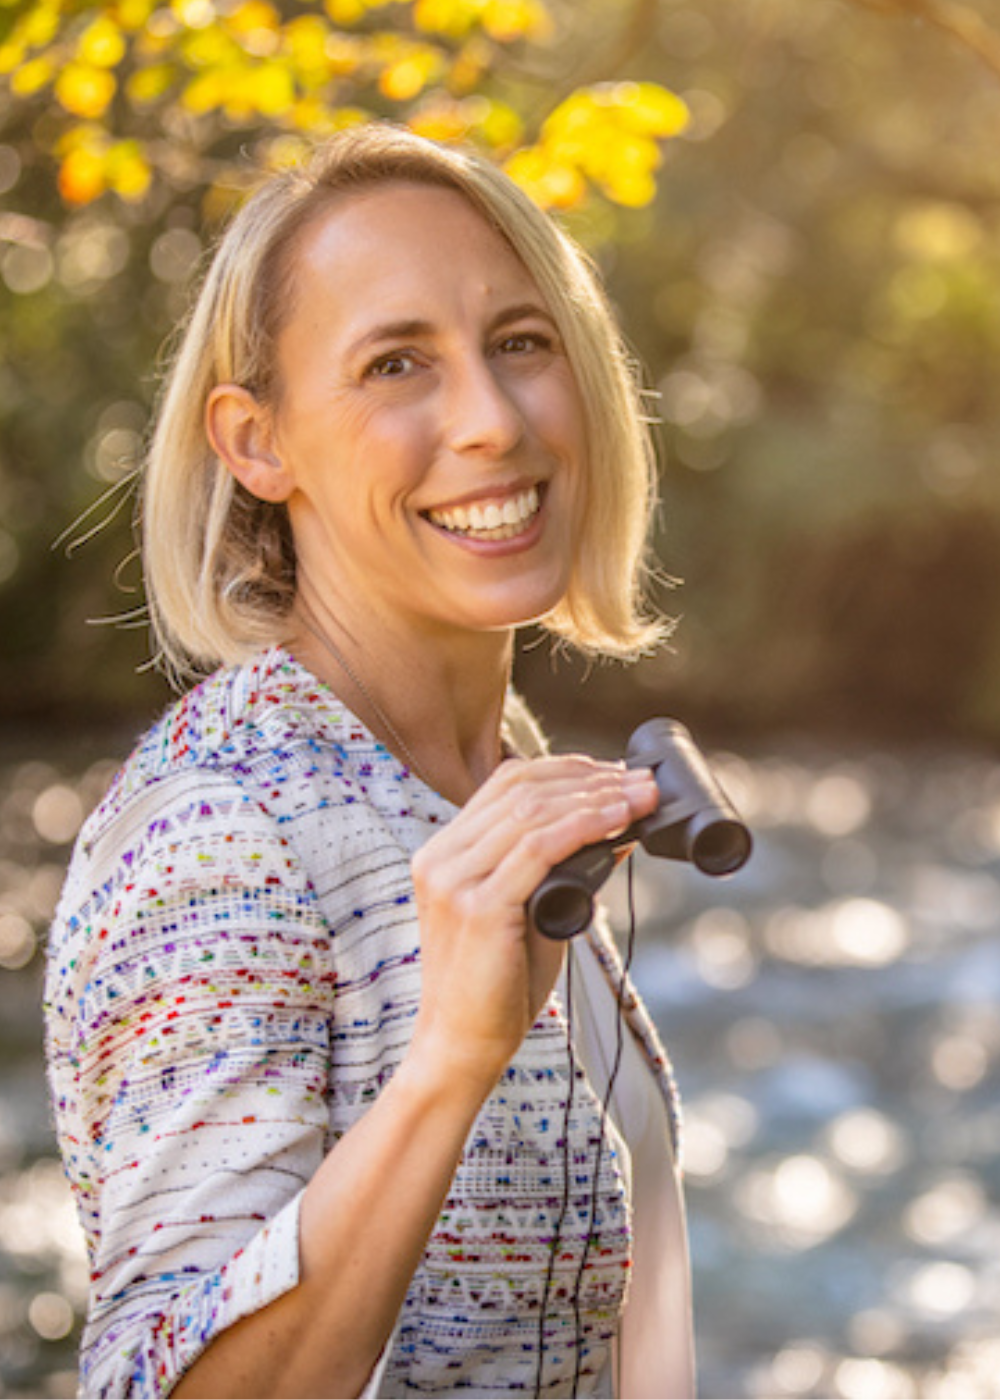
[528,718,752,941]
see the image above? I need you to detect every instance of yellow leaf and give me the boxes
[55,64,117,119]
[409,100,473,142]
[113,0,157,34]
[600,162,656,207]
[605,81,689,138]
[504,147,585,210]
[107,140,152,200]
[542,91,600,148]
[503,145,546,185]
[223,93,257,122]
[10,55,53,95]
[230,0,280,33]
[284,15,330,70]
[325,34,363,76]
[78,16,127,69]
[288,95,333,131]
[182,25,239,69]
[328,105,371,129]
[325,0,366,23]
[379,48,441,102]
[483,0,550,42]
[229,1,280,56]
[59,147,108,206]
[249,60,296,115]
[172,0,217,29]
[19,1,60,51]
[582,128,656,183]
[0,43,25,78]
[182,68,229,114]
[126,63,176,104]
[221,70,257,120]
[413,0,480,40]
[478,97,522,149]
[263,133,310,170]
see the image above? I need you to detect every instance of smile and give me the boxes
[425,486,542,542]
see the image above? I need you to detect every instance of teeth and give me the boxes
[428,486,540,539]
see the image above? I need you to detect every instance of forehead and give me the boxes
[287,181,544,320]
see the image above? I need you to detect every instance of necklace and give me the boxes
[295,609,431,789]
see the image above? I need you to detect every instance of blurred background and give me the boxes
[2,0,1000,1394]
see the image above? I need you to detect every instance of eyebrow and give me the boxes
[347,302,557,358]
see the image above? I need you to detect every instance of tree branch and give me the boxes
[847,0,1000,84]
[514,0,662,133]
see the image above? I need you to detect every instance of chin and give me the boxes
[462,592,569,635]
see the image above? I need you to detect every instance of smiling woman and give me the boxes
[43,124,693,1400]
[204,180,588,713]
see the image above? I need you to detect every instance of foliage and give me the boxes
[523,0,1000,747]
[0,0,685,212]
[0,0,687,717]
[5,0,1000,745]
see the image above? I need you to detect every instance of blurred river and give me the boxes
[2,729,1000,1398]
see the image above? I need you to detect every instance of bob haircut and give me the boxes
[142,122,667,680]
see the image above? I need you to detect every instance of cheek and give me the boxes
[519,372,585,460]
[550,391,587,481]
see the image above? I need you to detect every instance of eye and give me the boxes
[364,350,419,380]
[496,331,553,356]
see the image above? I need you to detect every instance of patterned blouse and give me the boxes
[45,647,681,1398]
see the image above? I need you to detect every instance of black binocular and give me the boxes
[528,718,752,940]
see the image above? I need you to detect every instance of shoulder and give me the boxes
[49,647,435,966]
[76,646,377,852]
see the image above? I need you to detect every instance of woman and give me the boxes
[45,124,694,1398]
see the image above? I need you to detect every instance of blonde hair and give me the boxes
[142,123,666,681]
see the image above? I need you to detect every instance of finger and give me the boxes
[429,757,656,860]
[476,798,643,911]
[413,769,655,906]
[456,754,627,820]
[414,768,657,912]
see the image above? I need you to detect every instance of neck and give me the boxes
[289,591,514,805]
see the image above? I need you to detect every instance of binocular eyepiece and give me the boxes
[528,718,752,941]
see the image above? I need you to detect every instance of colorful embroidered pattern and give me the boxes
[45,648,670,1398]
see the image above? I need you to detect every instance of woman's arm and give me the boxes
[171,754,659,1399]
[171,1030,486,1398]
[45,776,337,1399]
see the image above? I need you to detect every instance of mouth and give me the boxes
[423,484,543,542]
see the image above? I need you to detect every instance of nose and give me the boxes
[444,354,525,458]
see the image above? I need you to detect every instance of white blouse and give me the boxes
[45,646,694,1397]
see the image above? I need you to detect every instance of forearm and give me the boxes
[172,1042,493,1399]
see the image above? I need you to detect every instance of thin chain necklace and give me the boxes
[296,608,431,789]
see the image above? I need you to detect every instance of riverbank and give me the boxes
[2,731,999,1398]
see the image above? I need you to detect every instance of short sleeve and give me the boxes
[45,772,336,1398]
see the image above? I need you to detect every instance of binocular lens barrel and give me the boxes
[527,841,617,941]
[528,718,752,940]
[686,809,754,877]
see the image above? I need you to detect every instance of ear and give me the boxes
[206,384,295,504]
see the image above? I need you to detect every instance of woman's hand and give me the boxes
[409,755,660,1089]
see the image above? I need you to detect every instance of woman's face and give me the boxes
[264,181,586,645]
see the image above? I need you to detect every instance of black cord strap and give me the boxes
[535,856,638,1398]
[534,950,577,1398]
